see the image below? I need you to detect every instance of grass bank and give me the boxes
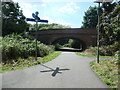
[76,52,113,58]
[0,51,62,73]
[76,51,118,89]
[76,51,120,90]
[90,59,118,88]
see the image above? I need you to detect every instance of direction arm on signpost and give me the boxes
[40,20,48,23]
[26,11,48,61]
[26,18,35,22]
[26,18,48,23]
[27,11,48,23]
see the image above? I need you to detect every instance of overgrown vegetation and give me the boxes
[76,42,120,57]
[80,2,120,89]
[87,42,119,56]
[76,52,95,57]
[1,33,61,73]
[2,2,27,36]
[63,39,82,49]
[76,41,119,58]
[81,1,120,56]
[81,2,120,46]
[76,52,113,58]
[81,6,98,28]
[76,49,119,88]
[54,39,82,50]
[90,60,118,88]
[0,51,62,73]
[2,34,55,63]
[100,2,120,45]
[54,44,63,49]
[90,51,120,88]
[29,23,71,31]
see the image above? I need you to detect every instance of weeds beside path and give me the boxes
[76,52,118,89]
[90,60,118,88]
[76,52,114,58]
[0,51,62,73]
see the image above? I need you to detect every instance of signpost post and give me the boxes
[26,11,48,60]
[94,0,113,63]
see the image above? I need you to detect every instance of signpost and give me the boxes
[26,11,48,60]
[94,0,113,63]
[26,18,48,23]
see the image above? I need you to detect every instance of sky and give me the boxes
[13,0,98,28]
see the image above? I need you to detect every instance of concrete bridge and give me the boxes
[30,28,97,50]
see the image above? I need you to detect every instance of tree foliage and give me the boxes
[29,23,71,31]
[39,23,71,30]
[2,2,27,36]
[81,6,98,28]
[82,2,120,46]
[100,1,120,45]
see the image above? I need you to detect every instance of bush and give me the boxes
[37,44,54,57]
[86,41,119,56]
[54,44,63,49]
[99,42,119,56]
[63,44,71,48]
[1,33,55,63]
[84,47,97,55]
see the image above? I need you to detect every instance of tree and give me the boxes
[100,1,120,45]
[2,2,27,36]
[38,23,71,30]
[28,23,70,31]
[81,6,98,28]
[28,23,71,31]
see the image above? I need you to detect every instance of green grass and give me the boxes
[0,51,62,73]
[90,59,119,88]
[76,52,94,57]
[76,52,113,58]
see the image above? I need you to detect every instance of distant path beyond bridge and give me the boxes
[2,52,110,88]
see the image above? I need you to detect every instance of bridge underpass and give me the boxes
[52,38,86,52]
[29,28,97,51]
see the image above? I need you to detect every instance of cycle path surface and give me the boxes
[2,52,110,88]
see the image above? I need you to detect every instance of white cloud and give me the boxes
[12,1,41,18]
[41,3,46,7]
[41,0,46,2]
[42,16,71,26]
[12,0,47,18]
[18,3,33,18]
[75,6,80,9]
[59,2,80,13]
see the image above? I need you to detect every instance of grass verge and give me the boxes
[76,52,94,57]
[76,52,113,58]
[0,51,62,73]
[90,59,118,88]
